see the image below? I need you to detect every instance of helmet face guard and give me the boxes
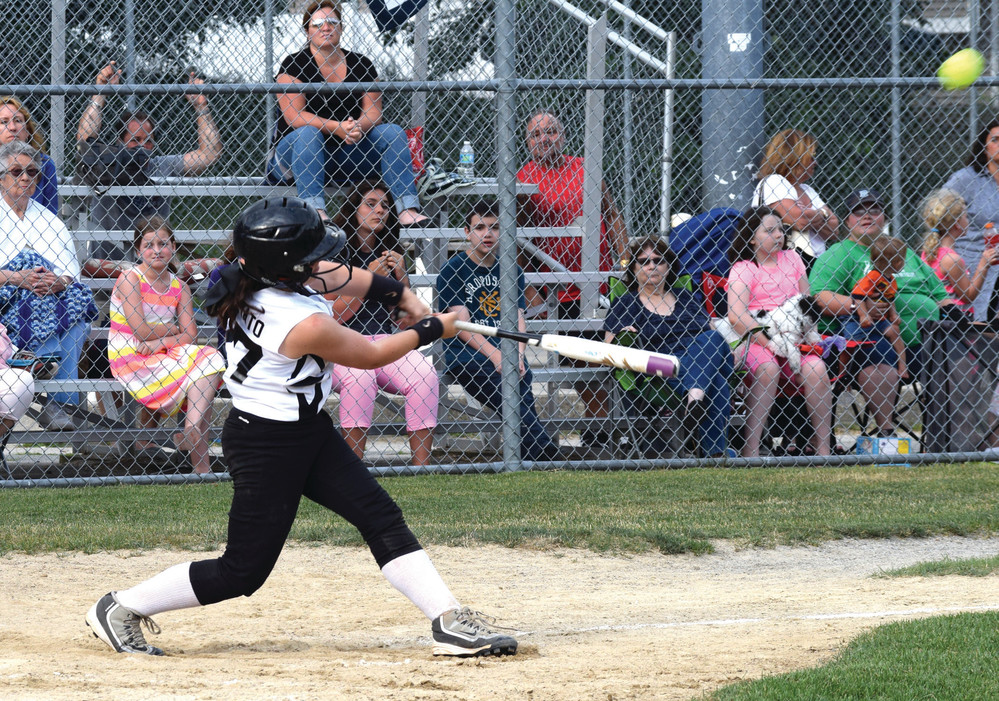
[233,197,347,295]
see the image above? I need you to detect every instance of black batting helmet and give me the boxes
[232,197,346,294]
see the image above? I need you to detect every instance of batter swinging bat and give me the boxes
[454,320,679,378]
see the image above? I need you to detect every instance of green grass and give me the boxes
[708,612,999,701]
[879,554,999,578]
[5,463,999,697]
[3,462,999,555]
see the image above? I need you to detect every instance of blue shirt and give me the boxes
[436,251,526,368]
[602,289,711,354]
[32,153,59,215]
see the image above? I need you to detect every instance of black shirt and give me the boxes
[275,48,378,141]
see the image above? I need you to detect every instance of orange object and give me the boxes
[851,269,897,300]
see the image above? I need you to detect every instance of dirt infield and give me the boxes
[4,536,999,700]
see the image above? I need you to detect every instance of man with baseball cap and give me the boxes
[809,187,950,436]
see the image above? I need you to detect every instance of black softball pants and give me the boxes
[189,408,422,605]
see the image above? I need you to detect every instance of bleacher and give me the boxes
[4,177,625,477]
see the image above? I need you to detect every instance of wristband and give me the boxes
[366,273,404,306]
[411,316,444,347]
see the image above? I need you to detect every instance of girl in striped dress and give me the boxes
[108,216,225,473]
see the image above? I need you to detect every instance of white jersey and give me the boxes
[224,287,334,422]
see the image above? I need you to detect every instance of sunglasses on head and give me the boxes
[4,167,39,179]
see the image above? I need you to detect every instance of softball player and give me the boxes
[85,197,517,658]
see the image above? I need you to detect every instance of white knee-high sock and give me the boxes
[115,562,202,616]
[380,550,460,620]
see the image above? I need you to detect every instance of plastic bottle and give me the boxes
[986,222,999,264]
[458,140,475,179]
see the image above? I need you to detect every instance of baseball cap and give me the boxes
[846,189,884,213]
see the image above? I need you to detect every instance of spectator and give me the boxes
[269,0,429,227]
[920,188,999,310]
[108,216,225,474]
[0,324,36,469]
[0,141,98,430]
[76,62,223,234]
[944,118,999,321]
[810,189,949,435]
[603,237,734,458]
[0,96,58,215]
[753,129,839,268]
[517,109,629,311]
[727,206,832,457]
[329,180,439,466]
[437,200,560,462]
[851,237,908,380]
[516,109,628,448]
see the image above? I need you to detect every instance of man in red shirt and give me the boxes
[517,110,629,313]
[517,110,629,448]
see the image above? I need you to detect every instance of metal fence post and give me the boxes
[700,0,763,210]
[495,0,522,470]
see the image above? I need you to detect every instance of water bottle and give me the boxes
[985,222,999,265]
[458,140,475,179]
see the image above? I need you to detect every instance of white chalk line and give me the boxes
[562,603,999,635]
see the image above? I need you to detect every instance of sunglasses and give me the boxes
[4,167,39,179]
[850,206,883,216]
[636,256,666,267]
[310,17,342,28]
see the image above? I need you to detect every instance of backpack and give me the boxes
[668,207,742,285]
[76,138,151,188]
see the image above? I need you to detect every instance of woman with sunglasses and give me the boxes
[603,236,735,458]
[0,141,97,430]
[269,0,430,227]
[0,96,58,215]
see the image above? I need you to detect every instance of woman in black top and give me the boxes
[270,0,429,226]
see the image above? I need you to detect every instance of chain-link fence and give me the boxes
[2,0,999,486]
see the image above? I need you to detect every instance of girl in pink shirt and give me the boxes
[726,206,832,457]
[919,188,998,308]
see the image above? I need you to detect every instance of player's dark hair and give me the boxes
[466,199,499,227]
[118,110,155,142]
[333,179,400,266]
[624,236,676,292]
[730,205,787,265]
[969,118,999,174]
[211,271,266,332]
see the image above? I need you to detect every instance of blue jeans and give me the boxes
[450,359,556,460]
[625,330,733,457]
[269,124,420,214]
[34,320,89,406]
[839,317,899,373]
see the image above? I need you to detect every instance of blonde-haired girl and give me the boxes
[920,188,998,308]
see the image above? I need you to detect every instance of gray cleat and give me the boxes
[431,606,518,657]
[86,591,164,656]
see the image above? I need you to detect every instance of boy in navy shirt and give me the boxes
[437,200,560,461]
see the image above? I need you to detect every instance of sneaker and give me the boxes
[418,158,475,200]
[86,592,164,655]
[36,401,76,430]
[431,607,518,657]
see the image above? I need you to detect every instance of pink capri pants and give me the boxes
[331,334,439,432]
[737,342,827,395]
